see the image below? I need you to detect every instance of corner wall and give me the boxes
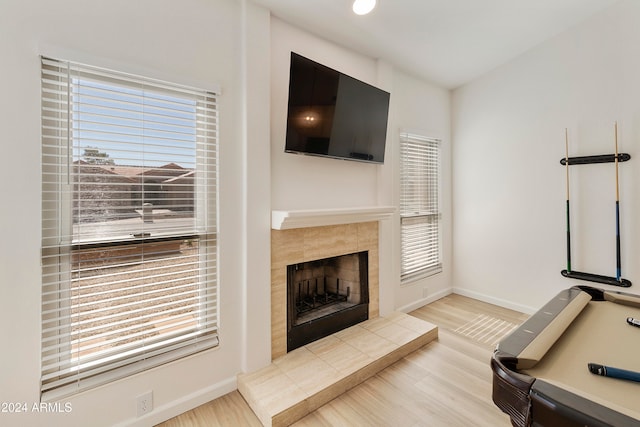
[452,0,640,312]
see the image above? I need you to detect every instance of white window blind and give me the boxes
[400,132,441,282]
[41,57,219,399]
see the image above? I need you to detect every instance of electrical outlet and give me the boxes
[136,391,153,417]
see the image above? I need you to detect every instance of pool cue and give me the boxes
[614,122,621,281]
[565,128,571,273]
[589,362,640,383]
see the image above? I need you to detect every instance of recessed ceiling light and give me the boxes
[352,0,376,15]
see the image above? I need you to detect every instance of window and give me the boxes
[41,57,218,399]
[399,132,442,282]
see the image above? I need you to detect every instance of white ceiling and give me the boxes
[250,0,619,89]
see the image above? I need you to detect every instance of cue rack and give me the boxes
[560,123,632,288]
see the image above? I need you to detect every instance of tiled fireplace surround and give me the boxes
[237,213,438,427]
[271,221,380,359]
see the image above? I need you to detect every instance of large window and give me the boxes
[399,132,442,282]
[41,57,218,399]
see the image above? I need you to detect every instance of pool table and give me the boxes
[491,285,640,427]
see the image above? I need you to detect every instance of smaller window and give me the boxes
[399,132,442,282]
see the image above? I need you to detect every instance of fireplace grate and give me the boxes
[287,251,369,352]
[295,278,349,315]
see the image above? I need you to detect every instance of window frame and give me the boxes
[40,56,220,400]
[399,131,442,284]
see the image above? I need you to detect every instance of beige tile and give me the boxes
[312,339,372,374]
[367,252,379,319]
[238,372,308,427]
[383,311,409,322]
[356,221,378,249]
[271,229,305,269]
[349,357,388,385]
[303,224,358,261]
[304,374,362,413]
[271,340,287,361]
[288,361,341,397]
[238,364,309,427]
[271,400,310,427]
[392,312,439,335]
[270,266,287,359]
[374,323,422,346]
[270,269,286,308]
[366,348,410,376]
[304,334,342,356]
[359,315,392,332]
[238,363,282,391]
[271,265,286,287]
[338,326,398,359]
[276,348,343,397]
[273,346,317,371]
[333,323,366,340]
[368,253,379,278]
[401,330,439,355]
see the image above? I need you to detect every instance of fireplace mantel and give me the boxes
[271,206,395,230]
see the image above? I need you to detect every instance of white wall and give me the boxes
[269,19,452,315]
[0,0,272,426]
[239,0,273,377]
[452,0,640,313]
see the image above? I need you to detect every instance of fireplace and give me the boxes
[287,251,369,351]
[271,221,380,359]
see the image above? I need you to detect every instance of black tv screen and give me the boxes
[285,52,390,164]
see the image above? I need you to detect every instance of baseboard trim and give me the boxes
[452,288,537,315]
[115,376,237,427]
[397,286,538,316]
[397,287,453,313]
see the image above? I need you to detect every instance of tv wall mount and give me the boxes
[560,124,632,288]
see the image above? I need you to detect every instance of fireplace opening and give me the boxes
[287,251,369,352]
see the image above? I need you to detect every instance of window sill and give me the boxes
[401,266,443,286]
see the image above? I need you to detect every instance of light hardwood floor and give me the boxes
[158,294,530,427]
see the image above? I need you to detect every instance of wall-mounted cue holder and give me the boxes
[560,270,632,287]
[559,153,631,165]
[560,124,632,288]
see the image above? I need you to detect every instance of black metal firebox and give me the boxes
[287,251,369,352]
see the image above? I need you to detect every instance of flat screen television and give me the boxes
[285,52,390,164]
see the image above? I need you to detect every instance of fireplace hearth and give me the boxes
[287,251,369,351]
